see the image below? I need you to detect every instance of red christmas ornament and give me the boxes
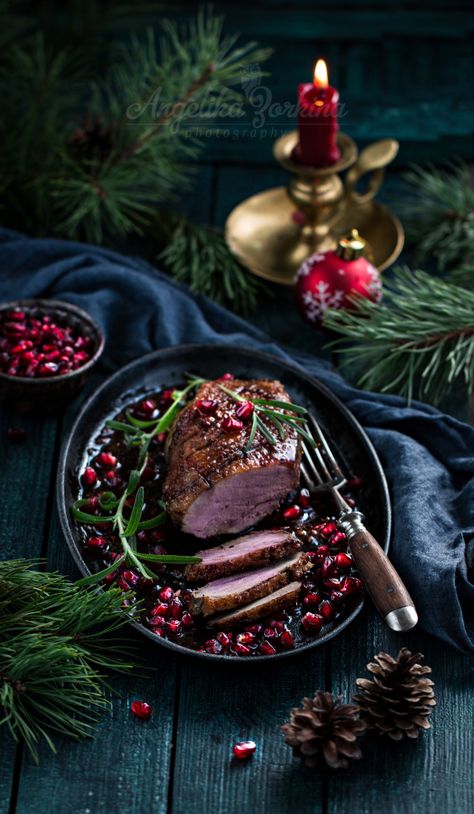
[295,229,382,327]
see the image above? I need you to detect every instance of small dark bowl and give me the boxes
[0,299,105,411]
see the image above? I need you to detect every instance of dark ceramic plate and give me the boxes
[57,344,391,663]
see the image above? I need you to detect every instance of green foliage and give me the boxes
[324,267,474,406]
[0,6,270,244]
[402,163,474,270]
[0,559,138,762]
[160,219,267,314]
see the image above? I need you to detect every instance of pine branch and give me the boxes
[159,218,268,314]
[323,267,474,406]
[401,163,474,270]
[0,560,138,762]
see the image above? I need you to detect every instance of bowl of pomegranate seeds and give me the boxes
[0,299,105,409]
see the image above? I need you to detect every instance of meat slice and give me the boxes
[185,529,300,583]
[190,552,311,617]
[163,378,301,538]
[208,582,302,628]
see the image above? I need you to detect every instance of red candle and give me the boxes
[295,59,341,167]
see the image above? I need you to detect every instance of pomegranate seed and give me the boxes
[244,624,262,635]
[321,556,337,578]
[236,632,255,646]
[86,536,107,551]
[330,531,347,547]
[235,401,254,421]
[216,631,231,647]
[131,700,153,720]
[233,740,256,759]
[140,399,157,416]
[340,576,363,595]
[38,362,58,377]
[122,570,140,587]
[149,614,166,627]
[303,591,321,607]
[166,619,182,636]
[181,612,193,628]
[160,389,175,402]
[222,416,243,431]
[283,505,301,521]
[116,576,131,591]
[299,488,311,508]
[280,629,295,649]
[320,521,337,537]
[348,476,363,489]
[204,638,222,654]
[7,427,26,442]
[105,470,119,486]
[159,586,174,602]
[233,643,251,656]
[7,310,25,320]
[263,627,277,639]
[86,496,100,513]
[313,544,330,561]
[82,467,97,486]
[218,372,234,381]
[169,598,184,618]
[334,552,352,569]
[319,600,335,620]
[259,641,276,656]
[97,452,117,468]
[151,602,169,617]
[301,612,324,632]
[323,578,342,590]
[196,399,218,415]
[329,590,344,604]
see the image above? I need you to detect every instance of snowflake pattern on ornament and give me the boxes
[295,253,326,281]
[366,265,383,301]
[302,282,345,323]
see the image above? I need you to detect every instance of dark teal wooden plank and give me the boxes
[329,607,474,814]
[11,386,179,814]
[0,403,61,814]
[171,655,327,814]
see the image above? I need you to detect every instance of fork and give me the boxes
[301,415,418,632]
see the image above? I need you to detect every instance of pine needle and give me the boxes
[323,267,474,406]
[0,560,138,763]
[401,163,474,270]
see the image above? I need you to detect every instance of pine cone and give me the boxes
[354,648,436,741]
[282,691,367,769]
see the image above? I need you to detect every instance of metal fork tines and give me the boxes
[300,414,350,516]
[300,413,418,633]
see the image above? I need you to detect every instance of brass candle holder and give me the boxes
[225,131,404,286]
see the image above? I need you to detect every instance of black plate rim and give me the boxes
[57,343,391,665]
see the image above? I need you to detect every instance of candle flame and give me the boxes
[313,59,328,89]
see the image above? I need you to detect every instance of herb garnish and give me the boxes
[72,379,205,585]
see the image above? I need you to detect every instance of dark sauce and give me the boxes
[75,385,364,657]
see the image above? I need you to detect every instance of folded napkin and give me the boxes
[1,227,473,653]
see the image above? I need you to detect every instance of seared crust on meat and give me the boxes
[162,378,301,538]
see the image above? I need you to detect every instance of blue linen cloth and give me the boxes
[0,227,473,654]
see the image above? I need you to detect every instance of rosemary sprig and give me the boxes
[218,385,315,453]
[72,379,205,584]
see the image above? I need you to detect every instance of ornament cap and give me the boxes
[337,228,366,260]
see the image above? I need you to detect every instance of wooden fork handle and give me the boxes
[340,512,418,632]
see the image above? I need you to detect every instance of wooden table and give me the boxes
[1,2,474,812]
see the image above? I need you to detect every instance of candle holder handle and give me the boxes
[344,139,399,205]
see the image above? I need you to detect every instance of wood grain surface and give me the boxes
[1,2,474,812]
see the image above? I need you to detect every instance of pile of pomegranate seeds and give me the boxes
[233,740,256,760]
[200,616,295,657]
[0,308,94,378]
